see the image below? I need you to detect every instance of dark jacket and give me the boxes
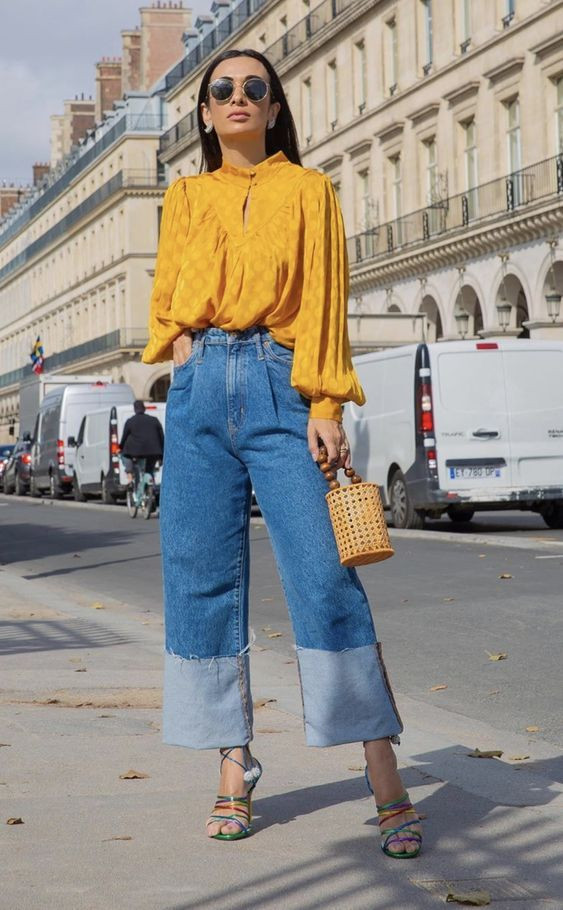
[120,413,164,457]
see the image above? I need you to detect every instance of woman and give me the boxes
[142,48,422,858]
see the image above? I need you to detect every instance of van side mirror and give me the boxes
[22,431,31,442]
[67,435,77,447]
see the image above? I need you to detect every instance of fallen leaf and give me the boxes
[498,573,512,579]
[0,743,11,748]
[526,725,539,733]
[74,668,87,672]
[119,770,149,780]
[252,645,267,652]
[508,755,530,761]
[430,684,448,691]
[91,602,105,610]
[46,698,60,704]
[267,632,282,639]
[284,659,295,664]
[487,689,500,696]
[478,554,487,558]
[467,748,503,759]
[261,598,274,602]
[69,658,82,664]
[261,626,272,631]
[6,817,23,825]
[486,651,508,661]
[446,890,490,906]
[256,728,285,734]
[348,765,364,772]
[98,714,116,718]
[102,835,133,841]
[401,598,409,603]
[443,597,455,603]
[72,554,81,559]
[253,698,277,709]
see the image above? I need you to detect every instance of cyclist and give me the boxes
[119,400,164,490]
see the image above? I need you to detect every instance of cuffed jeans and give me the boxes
[160,326,403,749]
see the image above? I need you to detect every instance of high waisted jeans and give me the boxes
[160,326,403,749]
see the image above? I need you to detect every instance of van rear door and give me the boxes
[432,343,512,492]
[502,344,563,488]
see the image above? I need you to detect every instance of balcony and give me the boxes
[0,114,164,250]
[0,328,149,391]
[348,153,563,266]
[0,170,165,287]
[160,0,348,159]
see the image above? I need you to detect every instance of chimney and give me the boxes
[122,28,142,93]
[95,57,123,122]
[32,163,50,186]
[139,2,191,90]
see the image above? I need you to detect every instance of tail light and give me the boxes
[426,447,437,470]
[110,418,120,469]
[417,366,438,478]
[57,439,65,466]
[418,379,434,433]
[22,453,31,465]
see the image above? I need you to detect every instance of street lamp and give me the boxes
[496,302,512,331]
[455,307,470,338]
[545,291,562,322]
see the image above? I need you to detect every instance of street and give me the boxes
[1,495,563,909]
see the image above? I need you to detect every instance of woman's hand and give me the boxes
[307,418,351,470]
[172,329,193,366]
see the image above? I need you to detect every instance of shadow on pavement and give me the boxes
[0,616,135,655]
[0,522,139,567]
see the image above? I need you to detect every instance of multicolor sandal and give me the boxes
[206,747,263,841]
[365,768,422,858]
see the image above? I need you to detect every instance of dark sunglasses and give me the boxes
[208,76,272,104]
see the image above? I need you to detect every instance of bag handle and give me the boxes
[317,444,363,491]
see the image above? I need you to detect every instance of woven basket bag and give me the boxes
[318,445,394,567]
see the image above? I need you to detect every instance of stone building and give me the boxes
[1,0,562,441]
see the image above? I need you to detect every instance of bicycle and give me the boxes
[124,456,158,520]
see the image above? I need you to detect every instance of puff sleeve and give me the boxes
[291,174,365,421]
[141,178,190,364]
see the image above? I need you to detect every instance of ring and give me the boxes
[339,445,349,452]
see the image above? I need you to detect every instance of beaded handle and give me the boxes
[317,444,363,491]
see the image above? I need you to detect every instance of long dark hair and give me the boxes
[197,48,302,172]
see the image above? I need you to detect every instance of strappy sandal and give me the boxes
[365,768,422,858]
[206,747,263,841]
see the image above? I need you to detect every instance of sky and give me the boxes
[0,0,207,185]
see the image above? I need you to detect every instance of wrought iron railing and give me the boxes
[160,0,347,156]
[0,171,164,286]
[0,328,149,390]
[347,153,563,266]
[0,114,164,249]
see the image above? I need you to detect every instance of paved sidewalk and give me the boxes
[1,567,562,910]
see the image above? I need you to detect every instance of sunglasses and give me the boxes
[208,76,272,104]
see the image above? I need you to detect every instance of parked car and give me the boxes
[0,444,15,485]
[2,438,31,495]
[71,402,166,503]
[29,381,135,499]
[343,338,563,529]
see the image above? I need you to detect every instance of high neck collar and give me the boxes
[215,149,289,186]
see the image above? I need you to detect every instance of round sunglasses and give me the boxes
[208,76,272,104]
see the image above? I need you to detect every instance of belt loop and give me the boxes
[255,327,265,361]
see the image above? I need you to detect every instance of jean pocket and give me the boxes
[263,335,294,366]
[173,341,199,375]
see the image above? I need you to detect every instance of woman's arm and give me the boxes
[292,173,365,465]
[141,178,191,364]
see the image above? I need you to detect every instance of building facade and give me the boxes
[1,0,562,441]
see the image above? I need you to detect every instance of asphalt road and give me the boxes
[1,495,562,747]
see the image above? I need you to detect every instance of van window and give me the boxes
[77,417,86,447]
[503,350,563,413]
[42,404,59,442]
[437,351,506,413]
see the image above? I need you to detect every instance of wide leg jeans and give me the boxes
[160,326,403,749]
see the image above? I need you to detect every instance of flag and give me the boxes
[30,336,44,374]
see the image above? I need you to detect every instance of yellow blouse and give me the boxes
[141,149,365,420]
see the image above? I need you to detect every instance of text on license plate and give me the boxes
[449,465,503,480]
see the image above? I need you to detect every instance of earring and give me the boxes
[267,119,276,130]
[204,122,214,134]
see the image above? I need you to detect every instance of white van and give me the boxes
[72,402,166,503]
[343,339,563,529]
[30,382,134,499]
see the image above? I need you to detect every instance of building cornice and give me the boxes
[344,138,372,158]
[407,101,440,126]
[374,120,404,144]
[349,199,563,292]
[442,81,480,108]
[483,56,524,86]
[530,32,563,62]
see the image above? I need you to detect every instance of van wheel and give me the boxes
[541,503,563,529]
[29,473,41,498]
[389,469,425,530]
[49,474,62,500]
[15,473,26,496]
[447,506,475,523]
[101,474,115,505]
[73,476,87,503]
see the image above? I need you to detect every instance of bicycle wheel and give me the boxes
[140,484,155,520]
[126,487,138,518]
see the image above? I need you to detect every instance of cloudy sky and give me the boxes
[0,0,207,185]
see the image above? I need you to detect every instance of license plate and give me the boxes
[448,465,503,480]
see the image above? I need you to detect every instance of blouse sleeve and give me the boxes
[291,174,365,421]
[141,178,190,364]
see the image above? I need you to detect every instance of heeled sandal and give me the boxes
[365,767,422,858]
[206,747,263,841]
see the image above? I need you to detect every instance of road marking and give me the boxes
[534,555,563,559]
